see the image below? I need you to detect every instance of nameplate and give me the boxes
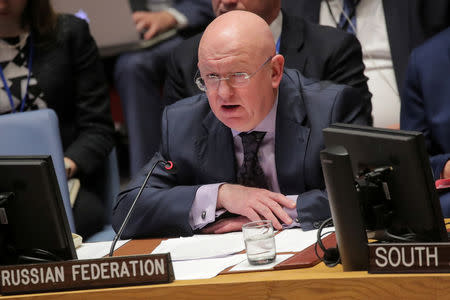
[368,243,450,273]
[0,253,174,295]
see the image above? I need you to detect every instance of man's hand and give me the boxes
[201,216,250,234]
[217,184,296,230]
[443,160,450,179]
[133,11,177,40]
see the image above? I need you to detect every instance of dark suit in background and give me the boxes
[115,0,214,176]
[163,11,371,122]
[113,69,372,238]
[400,27,450,216]
[281,0,450,92]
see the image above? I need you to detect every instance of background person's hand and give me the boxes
[64,157,78,179]
[217,184,296,230]
[443,160,450,179]
[133,11,177,40]
[201,216,250,234]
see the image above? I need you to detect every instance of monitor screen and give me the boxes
[0,156,77,265]
[320,124,447,270]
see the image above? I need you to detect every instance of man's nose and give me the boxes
[217,79,233,99]
[221,0,239,6]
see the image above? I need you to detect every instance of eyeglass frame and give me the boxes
[194,56,274,92]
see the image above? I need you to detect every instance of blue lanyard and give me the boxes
[0,35,34,113]
[276,36,281,54]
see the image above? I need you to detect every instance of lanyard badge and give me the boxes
[0,35,34,113]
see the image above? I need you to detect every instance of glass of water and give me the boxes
[242,220,276,265]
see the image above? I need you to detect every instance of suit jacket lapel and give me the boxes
[275,72,310,195]
[196,110,236,183]
[195,74,311,192]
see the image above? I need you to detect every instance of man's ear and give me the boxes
[271,54,285,88]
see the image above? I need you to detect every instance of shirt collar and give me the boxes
[231,93,279,137]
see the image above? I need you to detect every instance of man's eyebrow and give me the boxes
[199,59,251,74]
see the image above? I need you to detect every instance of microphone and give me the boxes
[109,159,177,257]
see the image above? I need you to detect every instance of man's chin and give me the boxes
[221,119,255,132]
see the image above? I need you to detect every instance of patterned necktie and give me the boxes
[236,131,268,189]
[338,0,360,35]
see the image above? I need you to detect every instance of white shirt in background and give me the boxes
[146,0,188,29]
[320,0,400,128]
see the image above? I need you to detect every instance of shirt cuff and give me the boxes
[283,195,301,229]
[165,8,188,29]
[189,183,223,230]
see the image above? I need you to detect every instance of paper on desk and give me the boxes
[173,254,247,280]
[230,254,294,272]
[275,227,335,252]
[76,240,130,260]
[152,232,245,261]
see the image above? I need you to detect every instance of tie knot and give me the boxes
[239,131,266,148]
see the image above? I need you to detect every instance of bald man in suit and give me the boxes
[113,11,371,238]
[163,0,372,127]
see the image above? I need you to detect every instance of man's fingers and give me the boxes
[242,208,261,223]
[268,192,296,209]
[135,20,148,33]
[245,191,293,228]
[132,11,147,23]
[217,185,296,229]
[260,198,293,225]
[143,26,158,40]
[250,201,283,230]
[212,222,241,234]
[201,224,218,234]
[201,217,249,234]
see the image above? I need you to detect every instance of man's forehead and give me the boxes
[198,53,254,72]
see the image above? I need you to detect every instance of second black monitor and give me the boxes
[320,124,447,270]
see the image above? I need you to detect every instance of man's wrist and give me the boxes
[216,183,228,209]
[165,8,188,29]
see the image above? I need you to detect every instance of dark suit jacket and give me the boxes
[113,68,372,238]
[400,27,450,182]
[163,12,371,123]
[400,27,450,217]
[33,14,115,176]
[281,0,450,91]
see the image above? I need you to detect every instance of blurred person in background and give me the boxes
[0,0,115,239]
[114,0,214,176]
[164,0,372,124]
[400,27,450,216]
[281,0,450,128]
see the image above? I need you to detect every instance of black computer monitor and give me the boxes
[0,156,77,265]
[320,123,447,270]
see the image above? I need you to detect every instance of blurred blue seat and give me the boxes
[0,109,120,242]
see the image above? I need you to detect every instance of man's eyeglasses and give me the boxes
[195,56,273,92]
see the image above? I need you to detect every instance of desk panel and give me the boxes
[2,233,450,299]
[2,259,450,299]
